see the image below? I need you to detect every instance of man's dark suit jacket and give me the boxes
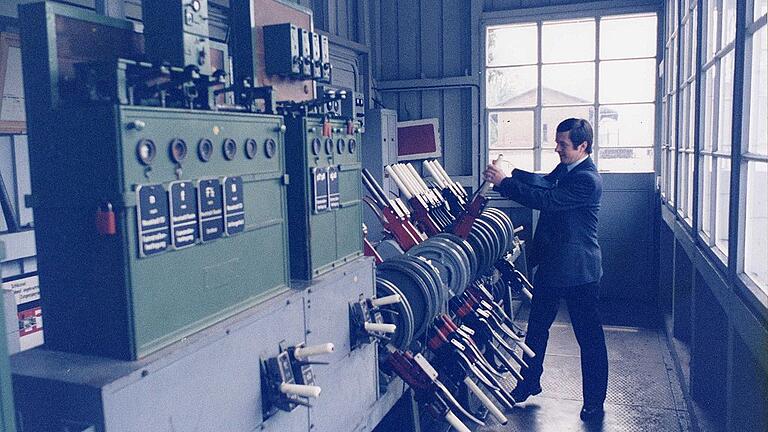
[494,157,603,288]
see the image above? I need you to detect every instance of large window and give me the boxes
[485,13,657,173]
[677,1,697,223]
[697,0,737,260]
[661,0,678,204]
[740,0,767,292]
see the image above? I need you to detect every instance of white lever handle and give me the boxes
[279,383,322,398]
[407,164,430,192]
[444,411,471,432]
[293,343,335,358]
[424,161,447,188]
[370,294,401,307]
[514,339,536,358]
[364,322,397,333]
[463,377,507,425]
[386,165,414,200]
[395,164,421,197]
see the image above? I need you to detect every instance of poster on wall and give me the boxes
[2,274,43,351]
[0,32,26,134]
[18,305,43,351]
[2,273,39,306]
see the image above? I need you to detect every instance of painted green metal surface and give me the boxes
[285,116,363,280]
[25,103,291,360]
[0,242,17,432]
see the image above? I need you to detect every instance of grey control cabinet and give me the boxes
[362,109,399,242]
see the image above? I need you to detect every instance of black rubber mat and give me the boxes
[475,305,692,432]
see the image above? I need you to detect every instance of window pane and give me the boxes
[714,157,731,256]
[690,8,698,79]
[542,19,595,63]
[598,147,654,172]
[660,148,666,196]
[701,155,713,236]
[718,52,735,154]
[748,26,768,155]
[600,14,657,60]
[681,19,692,81]
[494,150,534,172]
[542,63,595,104]
[702,66,717,151]
[688,83,696,149]
[705,0,719,61]
[667,148,675,199]
[541,150,561,172]
[486,66,538,108]
[600,59,656,103]
[721,0,736,46]
[541,106,594,147]
[686,153,694,219]
[489,111,534,149]
[744,161,768,289]
[487,24,537,66]
[680,86,690,149]
[679,151,689,214]
[757,0,768,19]
[598,104,655,147]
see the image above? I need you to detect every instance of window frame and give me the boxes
[481,3,662,174]
[736,1,768,300]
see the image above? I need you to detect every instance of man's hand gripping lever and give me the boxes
[451,155,503,238]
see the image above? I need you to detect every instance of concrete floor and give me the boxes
[476,302,692,432]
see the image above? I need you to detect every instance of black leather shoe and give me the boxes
[510,381,542,403]
[579,405,605,422]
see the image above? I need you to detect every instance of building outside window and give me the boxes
[485,13,657,174]
[698,0,737,260]
[740,0,768,293]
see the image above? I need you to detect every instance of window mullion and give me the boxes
[594,16,601,166]
[535,21,543,172]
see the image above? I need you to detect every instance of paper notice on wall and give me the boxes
[2,274,40,306]
[18,306,43,351]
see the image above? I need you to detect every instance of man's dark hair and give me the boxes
[556,118,593,154]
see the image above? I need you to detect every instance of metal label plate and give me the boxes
[223,176,245,235]
[197,178,224,242]
[327,166,340,209]
[136,184,171,257]
[313,167,329,213]
[169,181,199,249]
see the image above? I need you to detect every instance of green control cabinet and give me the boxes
[26,105,291,360]
[284,116,363,280]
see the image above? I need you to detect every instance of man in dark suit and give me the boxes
[483,118,608,422]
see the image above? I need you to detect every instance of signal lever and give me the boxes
[262,342,334,416]
[495,259,535,302]
[427,323,513,422]
[424,160,467,218]
[350,295,399,349]
[385,346,483,431]
[450,296,529,382]
[434,315,520,405]
[386,165,442,236]
[361,169,424,251]
[451,154,503,239]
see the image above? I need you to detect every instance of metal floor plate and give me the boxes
[474,304,692,432]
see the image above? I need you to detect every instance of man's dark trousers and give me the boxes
[521,281,608,406]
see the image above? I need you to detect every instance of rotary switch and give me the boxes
[244,138,258,159]
[223,138,237,160]
[169,138,188,163]
[136,139,157,165]
[311,138,322,155]
[198,138,214,162]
